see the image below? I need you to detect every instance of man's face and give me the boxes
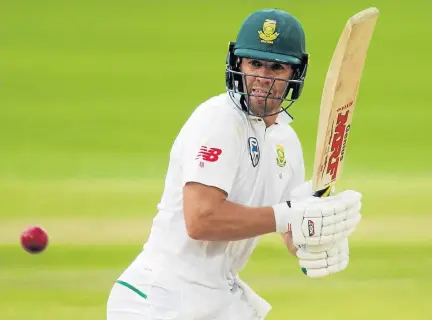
[239,58,294,117]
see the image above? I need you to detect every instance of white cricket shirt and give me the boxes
[130,93,305,288]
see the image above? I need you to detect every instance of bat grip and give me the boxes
[313,185,333,198]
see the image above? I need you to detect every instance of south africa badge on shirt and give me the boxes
[276,144,286,167]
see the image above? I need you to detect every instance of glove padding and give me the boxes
[272,190,362,246]
[297,238,349,278]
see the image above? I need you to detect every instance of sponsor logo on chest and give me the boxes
[248,137,260,167]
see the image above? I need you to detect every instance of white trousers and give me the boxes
[106,249,271,319]
[106,277,268,320]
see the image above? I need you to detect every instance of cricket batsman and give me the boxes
[107,8,362,320]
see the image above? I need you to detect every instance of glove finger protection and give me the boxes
[273,190,362,246]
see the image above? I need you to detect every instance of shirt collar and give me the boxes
[245,107,293,126]
[274,110,293,125]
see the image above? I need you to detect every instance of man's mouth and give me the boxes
[252,88,269,95]
[251,88,271,100]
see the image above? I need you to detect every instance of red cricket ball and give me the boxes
[20,226,49,254]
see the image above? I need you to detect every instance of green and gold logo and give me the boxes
[276,144,286,167]
[258,19,280,44]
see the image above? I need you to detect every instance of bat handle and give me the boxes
[313,185,333,198]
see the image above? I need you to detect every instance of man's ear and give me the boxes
[237,57,243,71]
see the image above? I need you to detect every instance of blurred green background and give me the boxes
[1,0,431,319]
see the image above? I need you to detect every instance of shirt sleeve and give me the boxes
[181,110,242,195]
[281,133,306,201]
[284,155,307,200]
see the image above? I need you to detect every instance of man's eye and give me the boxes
[271,63,285,71]
[250,60,262,67]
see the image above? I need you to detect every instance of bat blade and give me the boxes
[312,7,380,196]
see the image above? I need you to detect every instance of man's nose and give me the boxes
[255,68,272,83]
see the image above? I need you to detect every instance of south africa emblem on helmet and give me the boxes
[276,144,286,167]
[258,19,280,44]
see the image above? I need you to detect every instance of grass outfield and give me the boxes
[1,0,431,318]
[1,175,431,246]
[1,244,431,319]
[1,176,431,319]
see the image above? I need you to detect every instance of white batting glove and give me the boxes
[272,190,362,246]
[296,238,350,278]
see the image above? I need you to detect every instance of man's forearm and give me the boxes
[187,200,276,241]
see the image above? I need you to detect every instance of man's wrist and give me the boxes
[272,202,292,233]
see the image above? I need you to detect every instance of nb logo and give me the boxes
[196,146,222,162]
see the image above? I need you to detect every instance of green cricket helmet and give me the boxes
[226,8,309,117]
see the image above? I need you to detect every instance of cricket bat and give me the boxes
[312,7,380,197]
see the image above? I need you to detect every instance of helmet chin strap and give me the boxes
[239,95,248,113]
